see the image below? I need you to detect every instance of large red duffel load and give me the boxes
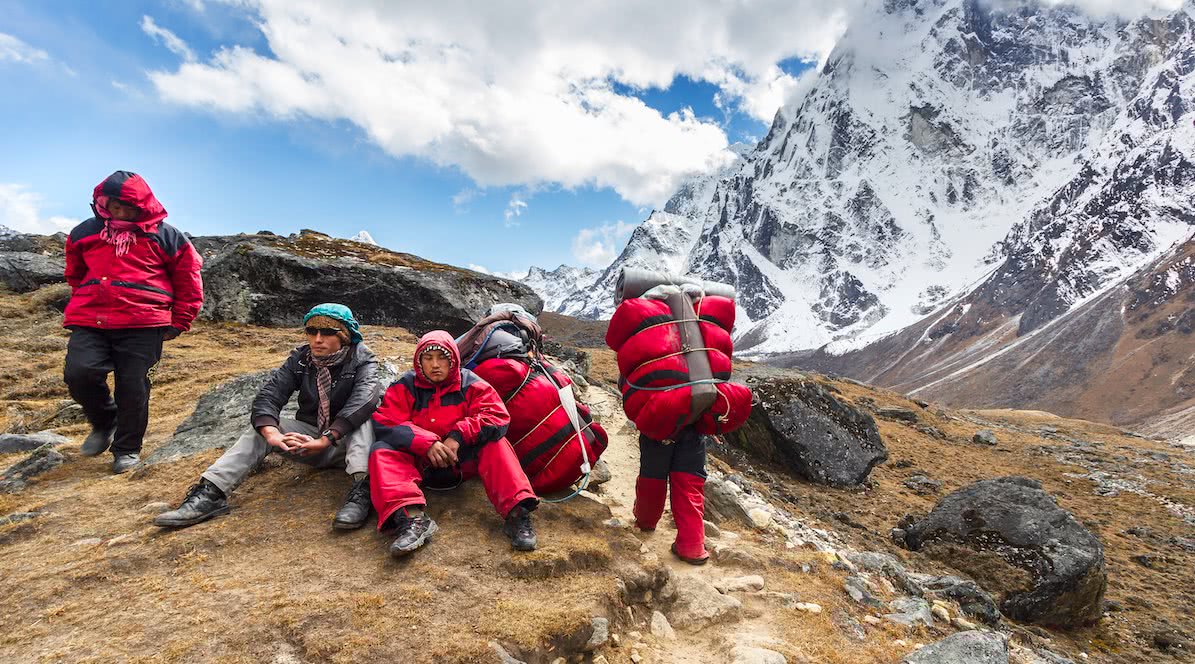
[605,269,752,441]
[457,305,608,494]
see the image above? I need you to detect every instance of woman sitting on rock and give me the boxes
[155,303,381,530]
[369,330,539,556]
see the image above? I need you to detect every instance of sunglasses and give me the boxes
[305,327,341,337]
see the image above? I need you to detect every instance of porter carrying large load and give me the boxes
[456,305,608,495]
[604,268,752,441]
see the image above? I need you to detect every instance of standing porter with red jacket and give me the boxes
[62,171,204,473]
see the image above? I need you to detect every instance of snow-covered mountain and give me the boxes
[349,230,378,245]
[537,143,753,319]
[546,0,1195,366]
[521,264,599,313]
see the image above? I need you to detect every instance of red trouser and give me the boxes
[369,438,537,530]
[635,427,708,559]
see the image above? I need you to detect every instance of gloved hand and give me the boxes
[163,327,183,341]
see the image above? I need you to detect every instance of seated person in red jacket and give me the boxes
[370,330,539,556]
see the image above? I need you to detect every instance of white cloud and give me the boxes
[503,193,528,228]
[0,33,48,64]
[143,1,1179,206]
[0,184,77,235]
[571,220,635,268]
[145,1,858,207]
[451,188,480,212]
[141,16,197,62]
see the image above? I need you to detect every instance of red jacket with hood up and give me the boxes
[371,331,511,460]
[63,171,204,331]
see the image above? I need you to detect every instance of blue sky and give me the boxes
[0,1,826,275]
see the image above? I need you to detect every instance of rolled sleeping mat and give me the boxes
[616,267,736,304]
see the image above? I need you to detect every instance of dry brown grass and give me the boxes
[708,376,1195,664]
[5,287,1194,663]
[0,288,618,664]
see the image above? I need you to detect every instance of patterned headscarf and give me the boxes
[310,345,350,432]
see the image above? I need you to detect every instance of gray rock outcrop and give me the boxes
[196,230,542,336]
[1,444,65,493]
[902,631,1009,664]
[145,370,280,465]
[0,431,69,454]
[0,232,66,293]
[724,376,887,486]
[899,477,1106,628]
[665,574,743,630]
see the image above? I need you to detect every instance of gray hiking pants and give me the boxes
[201,418,372,495]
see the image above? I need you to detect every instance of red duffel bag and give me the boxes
[457,305,610,495]
[473,356,608,494]
[606,274,752,440]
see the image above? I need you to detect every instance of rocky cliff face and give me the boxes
[521,264,599,313]
[541,0,1195,364]
[703,0,1195,355]
[799,238,1195,437]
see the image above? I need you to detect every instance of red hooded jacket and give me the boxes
[371,331,511,459]
[63,171,204,331]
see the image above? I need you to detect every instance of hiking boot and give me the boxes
[332,476,371,530]
[112,453,141,474]
[671,542,710,566]
[503,505,537,551]
[80,427,114,457]
[388,511,437,557]
[154,479,230,528]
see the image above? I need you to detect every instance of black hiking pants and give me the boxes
[639,426,707,480]
[64,326,166,456]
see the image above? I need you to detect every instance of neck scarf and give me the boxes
[310,345,351,431]
[100,219,143,256]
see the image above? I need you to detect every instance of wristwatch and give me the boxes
[322,429,341,446]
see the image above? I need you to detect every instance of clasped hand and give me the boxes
[263,427,331,456]
[427,439,460,468]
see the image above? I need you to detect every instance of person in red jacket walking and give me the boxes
[634,427,710,565]
[62,171,204,474]
[369,330,539,556]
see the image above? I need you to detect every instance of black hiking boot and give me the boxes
[332,476,371,530]
[388,511,437,557]
[80,426,114,457]
[503,504,537,552]
[111,453,141,474]
[154,479,230,528]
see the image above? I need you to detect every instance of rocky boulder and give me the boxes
[195,230,542,336]
[665,574,743,630]
[145,370,283,465]
[902,631,1009,664]
[0,232,66,293]
[1,444,65,493]
[0,431,69,454]
[899,477,1106,629]
[724,375,887,486]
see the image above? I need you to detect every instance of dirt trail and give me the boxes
[582,385,806,664]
